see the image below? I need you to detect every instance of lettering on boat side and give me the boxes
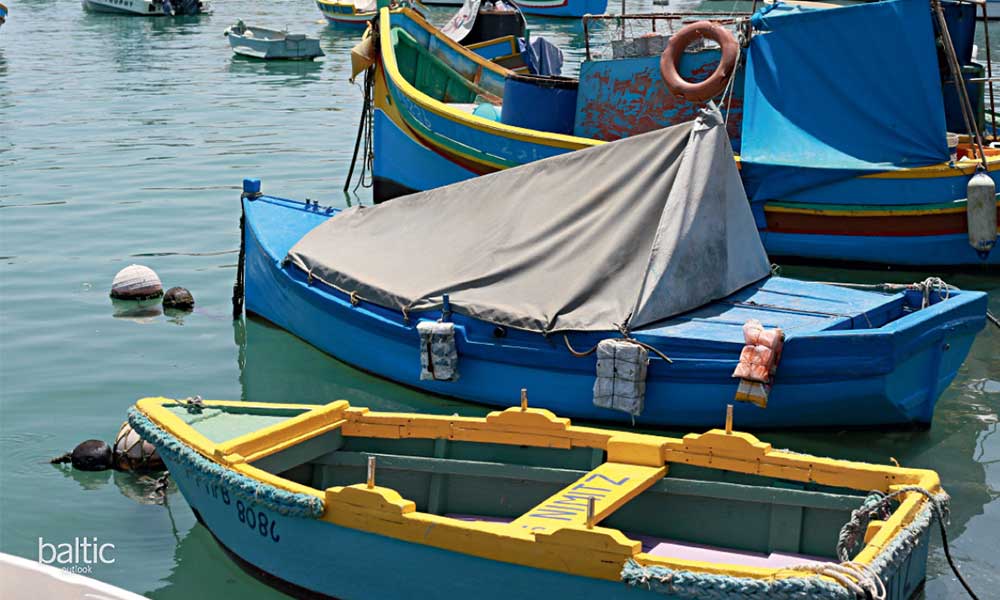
[185,468,281,543]
[523,480,626,523]
[511,463,667,533]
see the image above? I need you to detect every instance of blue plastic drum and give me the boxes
[500,74,579,135]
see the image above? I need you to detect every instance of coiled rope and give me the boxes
[836,486,979,600]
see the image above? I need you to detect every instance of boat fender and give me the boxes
[966,170,997,257]
[731,319,784,408]
[593,338,648,417]
[417,321,459,381]
[111,264,163,301]
[659,21,738,102]
[112,421,165,472]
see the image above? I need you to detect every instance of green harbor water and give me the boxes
[0,0,998,597]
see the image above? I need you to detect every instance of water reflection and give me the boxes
[226,54,324,86]
[236,315,486,415]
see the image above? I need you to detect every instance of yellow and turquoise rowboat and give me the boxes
[133,396,948,599]
[371,6,1000,267]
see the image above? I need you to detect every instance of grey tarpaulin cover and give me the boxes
[288,110,770,333]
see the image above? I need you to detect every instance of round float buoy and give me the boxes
[163,286,195,311]
[71,440,113,471]
[110,265,163,300]
[113,421,165,472]
[659,21,739,102]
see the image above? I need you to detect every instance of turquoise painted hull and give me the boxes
[165,455,638,598]
[241,192,988,429]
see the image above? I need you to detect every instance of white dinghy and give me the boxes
[225,21,325,60]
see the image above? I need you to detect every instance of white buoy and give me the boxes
[967,171,997,255]
[110,264,163,300]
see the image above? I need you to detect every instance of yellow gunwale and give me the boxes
[316,0,374,17]
[137,397,942,585]
[378,8,599,151]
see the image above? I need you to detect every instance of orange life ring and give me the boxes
[659,21,739,102]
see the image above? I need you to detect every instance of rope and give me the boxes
[563,334,672,363]
[50,452,72,465]
[987,310,1000,330]
[563,334,598,357]
[232,201,246,320]
[836,486,979,600]
[180,395,204,414]
[783,562,885,600]
[152,470,170,503]
[344,65,374,192]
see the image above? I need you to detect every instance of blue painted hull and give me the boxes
[511,0,607,18]
[241,194,987,429]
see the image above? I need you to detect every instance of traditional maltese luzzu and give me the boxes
[131,396,949,600]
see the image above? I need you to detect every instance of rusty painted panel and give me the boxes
[573,51,744,150]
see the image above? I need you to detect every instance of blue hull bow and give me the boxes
[242,194,987,429]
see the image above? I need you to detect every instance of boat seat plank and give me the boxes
[510,463,667,533]
[314,451,864,511]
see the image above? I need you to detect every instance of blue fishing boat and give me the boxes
[365,2,1000,267]
[130,396,952,599]
[237,112,988,429]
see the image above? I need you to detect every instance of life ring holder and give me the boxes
[659,21,739,102]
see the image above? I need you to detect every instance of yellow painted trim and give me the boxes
[377,8,599,151]
[764,204,968,217]
[862,154,1000,180]
[137,398,943,585]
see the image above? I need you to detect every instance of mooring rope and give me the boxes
[835,486,979,600]
[344,65,374,192]
[231,199,247,320]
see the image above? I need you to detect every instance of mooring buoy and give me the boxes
[112,421,165,472]
[70,440,113,471]
[110,264,163,300]
[162,286,194,311]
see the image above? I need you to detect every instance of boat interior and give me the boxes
[157,399,903,569]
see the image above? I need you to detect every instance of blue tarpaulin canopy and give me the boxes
[740,0,949,202]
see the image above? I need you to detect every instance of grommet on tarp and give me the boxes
[241,178,262,200]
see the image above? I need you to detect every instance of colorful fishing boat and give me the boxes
[508,0,606,18]
[130,396,952,599]
[316,0,379,28]
[237,111,987,429]
[0,3,7,29]
[366,2,1000,267]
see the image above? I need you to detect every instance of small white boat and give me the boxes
[0,553,146,600]
[225,21,325,60]
[82,0,208,16]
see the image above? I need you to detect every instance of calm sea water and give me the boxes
[1,1,998,598]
